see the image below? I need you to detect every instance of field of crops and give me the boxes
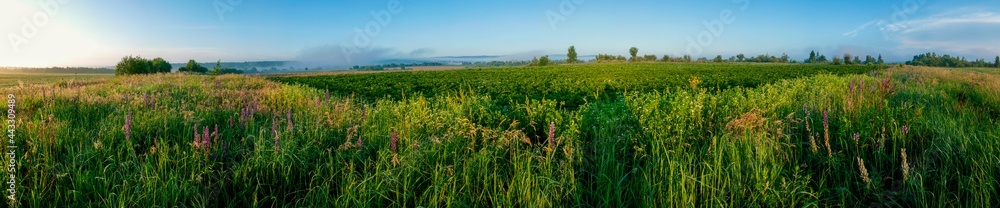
[272,63,884,107]
[4,64,999,207]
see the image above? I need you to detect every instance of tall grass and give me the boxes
[3,66,998,207]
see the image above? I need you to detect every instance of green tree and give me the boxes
[843,54,852,65]
[713,55,724,63]
[151,57,171,73]
[661,55,671,62]
[995,56,999,68]
[629,47,638,61]
[807,51,816,63]
[832,57,842,65]
[529,57,539,66]
[211,60,223,75]
[877,54,884,64]
[115,55,151,76]
[184,60,208,73]
[853,56,861,65]
[566,46,578,64]
[538,55,551,66]
[737,53,746,62]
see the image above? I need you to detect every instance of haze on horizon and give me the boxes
[2,0,999,68]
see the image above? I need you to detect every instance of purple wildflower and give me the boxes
[803,104,810,116]
[853,133,860,143]
[390,131,398,152]
[124,111,132,141]
[228,116,234,127]
[901,125,909,136]
[202,126,210,147]
[548,122,556,147]
[325,90,330,102]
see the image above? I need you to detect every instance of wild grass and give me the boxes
[2,65,997,207]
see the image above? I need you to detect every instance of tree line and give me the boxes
[116,56,244,76]
[906,52,1000,68]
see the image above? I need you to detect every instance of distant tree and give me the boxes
[211,60,223,75]
[629,47,638,61]
[151,57,171,73]
[178,67,187,72]
[737,54,746,62]
[996,56,999,68]
[115,55,151,76]
[643,54,657,62]
[807,51,816,63]
[864,55,874,65]
[566,46,578,64]
[661,55,671,62]
[538,55,551,66]
[185,60,208,73]
[877,54,884,64]
[818,54,828,63]
[529,57,539,66]
[683,55,692,62]
[853,56,861,65]
[832,57,842,65]
[713,55,724,63]
[843,54,853,65]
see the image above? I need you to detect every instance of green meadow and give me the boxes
[4,63,999,207]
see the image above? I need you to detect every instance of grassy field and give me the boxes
[0,73,113,88]
[3,63,999,207]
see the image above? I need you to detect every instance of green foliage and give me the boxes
[629,47,638,61]
[183,59,209,73]
[907,52,994,67]
[151,57,171,73]
[566,46,578,64]
[530,56,552,66]
[115,55,152,75]
[273,63,883,108]
[211,60,223,75]
[9,65,1000,207]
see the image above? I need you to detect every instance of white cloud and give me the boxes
[892,11,1000,57]
[843,20,879,38]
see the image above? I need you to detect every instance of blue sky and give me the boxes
[2,0,999,67]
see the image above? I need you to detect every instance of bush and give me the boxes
[115,56,152,75]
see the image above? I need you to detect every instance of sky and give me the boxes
[2,0,999,67]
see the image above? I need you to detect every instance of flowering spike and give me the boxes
[124,111,132,141]
[548,122,556,147]
[202,126,210,147]
[390,131,398,152]
[193,125,200,147]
